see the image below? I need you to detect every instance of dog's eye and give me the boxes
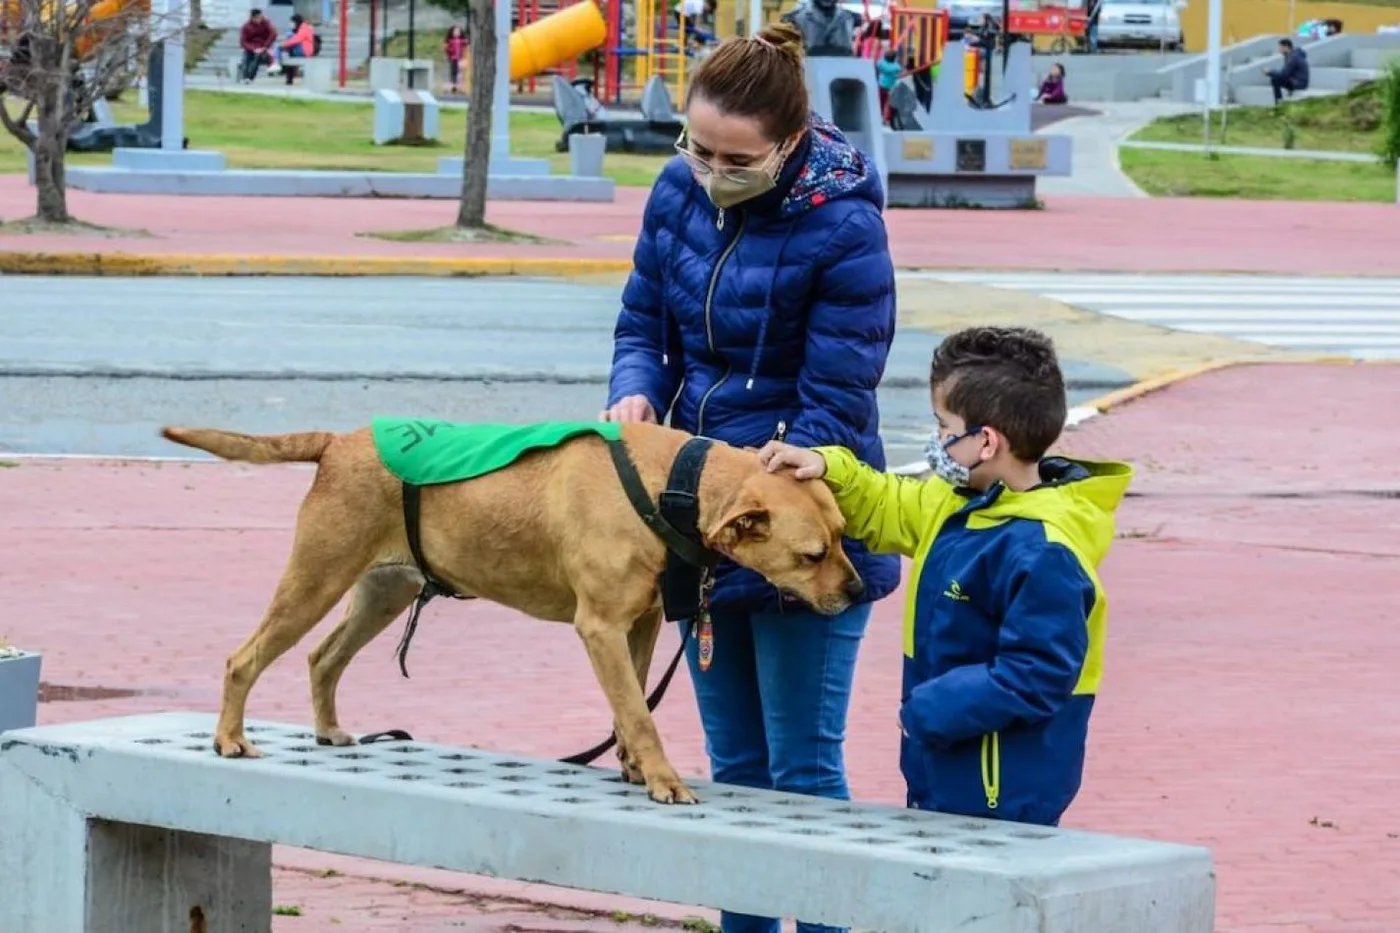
[803,547,828,564]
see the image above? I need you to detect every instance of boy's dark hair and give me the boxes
[1279,37,1294,49]
[929,326,1067,462]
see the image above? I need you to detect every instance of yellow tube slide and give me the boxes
[509,0,608,82]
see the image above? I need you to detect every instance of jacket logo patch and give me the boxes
[942,580,970,602]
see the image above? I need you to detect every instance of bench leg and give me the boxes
[0,762,272,933]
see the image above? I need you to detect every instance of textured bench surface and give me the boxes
[0,711,1215,933]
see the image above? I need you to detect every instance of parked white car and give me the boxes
[1095,0,1185,50]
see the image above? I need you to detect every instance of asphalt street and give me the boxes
[0,276,1121,463]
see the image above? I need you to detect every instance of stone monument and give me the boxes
[782,0,854,57]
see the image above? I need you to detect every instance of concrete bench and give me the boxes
[0,711,1216,933]
[226,53,333,91]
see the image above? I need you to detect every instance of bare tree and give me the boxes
[455,0,494,229]
[0,0,175,225]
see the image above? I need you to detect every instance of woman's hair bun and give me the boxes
[756,21,806,67]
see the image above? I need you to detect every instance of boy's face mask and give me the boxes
[924,425,985,487]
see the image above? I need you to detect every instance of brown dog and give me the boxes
[160,421,864,804]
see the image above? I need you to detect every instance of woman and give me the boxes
[601,22,900,933]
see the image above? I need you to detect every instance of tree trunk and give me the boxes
[33,87,71,224]
[190,0,204,28]
[456,0,496,229]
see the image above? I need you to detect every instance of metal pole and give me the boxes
[747,0,761,36]
[381,0,390,56]
[407,0,417,87]
[492,0,513,163]
[338,0,348,87]
[1204,0,1221,110]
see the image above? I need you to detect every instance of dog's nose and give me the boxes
[844,576,866,600]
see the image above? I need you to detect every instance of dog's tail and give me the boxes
[160,426,335,464]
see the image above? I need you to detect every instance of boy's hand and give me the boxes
[757,441,826,480]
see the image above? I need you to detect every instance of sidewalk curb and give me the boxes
[0,252,636,278]
[7,250,1400,279]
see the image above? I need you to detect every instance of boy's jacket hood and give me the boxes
[972,457,1133,564]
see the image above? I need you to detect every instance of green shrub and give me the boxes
[1378,60,1400,169]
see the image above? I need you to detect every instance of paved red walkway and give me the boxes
[2,361,1398,932]
[2,175,1398,274]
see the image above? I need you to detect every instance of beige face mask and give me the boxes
[678,135,789,210]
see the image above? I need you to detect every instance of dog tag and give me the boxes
[697,612,714,672]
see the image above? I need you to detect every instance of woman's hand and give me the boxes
[599,394,658,424]
[756,441,827,480]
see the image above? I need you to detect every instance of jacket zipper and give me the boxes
[980,731,1001,811]
[695,211,746,437]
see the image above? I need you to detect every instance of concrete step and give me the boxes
[1351,47,1400,70]
[1231,84,1333,107]
[1306,66,1378,91]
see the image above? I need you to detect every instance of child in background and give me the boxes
[875,49,902,123]
[758,326,1133,827]
[1037,62,1068,104]
[443,25,467,96]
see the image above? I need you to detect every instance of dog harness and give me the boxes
[380,420,721,767]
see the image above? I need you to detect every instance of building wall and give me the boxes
[1180,0,1400,51]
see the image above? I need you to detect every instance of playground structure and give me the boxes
[51,0,615,201]
[514,0,698,107]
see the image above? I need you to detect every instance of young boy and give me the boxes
[757,326,1133,826]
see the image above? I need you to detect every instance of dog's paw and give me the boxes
[646,772,700,805]
[315,728,357,747]
[213,735,264,759]
[616,746,647,785]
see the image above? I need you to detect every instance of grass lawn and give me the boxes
[0,89,669,187]
[1130,81,1386,154]
[1119,148,1398,202]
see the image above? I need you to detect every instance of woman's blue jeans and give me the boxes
[683,600,872,933]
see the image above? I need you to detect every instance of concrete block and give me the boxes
[881,132,1071,208]
[436,155,553,177]
[0,737,274,932]
[373,89,440,145]
[297,57,335,93]
[568,133,607,178]
[64,165,616,201]
[0,711,1217,933]
[112,148,228,172]
[0,650,41,733]
[226,54,241,81]
[369,56,434,92]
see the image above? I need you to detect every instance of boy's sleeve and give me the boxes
[899,544,1095,748]
[816,445,958,559]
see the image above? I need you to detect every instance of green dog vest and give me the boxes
[372,419,625,487]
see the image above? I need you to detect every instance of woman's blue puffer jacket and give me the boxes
[606,113,902,615]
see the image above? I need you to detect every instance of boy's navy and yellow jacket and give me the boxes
[816,447,1133,825]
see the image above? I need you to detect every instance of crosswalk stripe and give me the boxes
[901,271,1400,361]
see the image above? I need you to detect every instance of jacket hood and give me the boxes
[976,458,1134,565]
[780,112,884,217]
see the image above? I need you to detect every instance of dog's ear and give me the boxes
[707,498,772,551]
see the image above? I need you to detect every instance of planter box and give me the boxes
[0,651,42,734]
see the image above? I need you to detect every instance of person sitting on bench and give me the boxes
[269,14,315,81]
[238,8,277,83]
[1263,37,1309,105]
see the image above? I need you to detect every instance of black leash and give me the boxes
[380,434,720,768]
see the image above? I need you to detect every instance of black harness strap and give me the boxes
[394,481,471,678]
